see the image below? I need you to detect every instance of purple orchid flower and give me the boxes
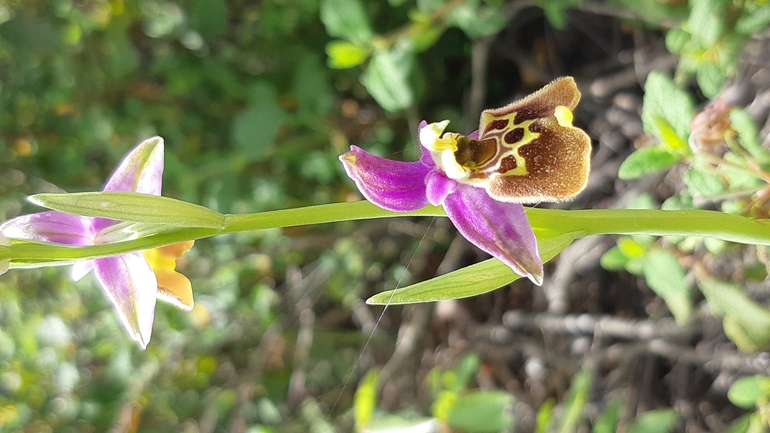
[340,77,592,285]
[0,137,194,349]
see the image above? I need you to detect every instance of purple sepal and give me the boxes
[0,211,94,246]
[443,184,543,285]
[94,137,165,232]
[103,136,165,195]
[93,252,158,349]
[340,145,431,212]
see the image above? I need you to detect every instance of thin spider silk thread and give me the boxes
[329,217,436,417]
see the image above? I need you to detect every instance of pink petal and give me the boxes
[340,145,432,212]
[92,253,158,349]
[103,136,165,195]
[0,211,95,246]
[425,171,457,206]
[443,184,543,285]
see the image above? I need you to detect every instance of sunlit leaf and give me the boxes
[627,409,678,433]
[559,370,590,433]
[366,231,575,305]
[600,246,629,271]
[728,375,770,409]
[683,165,726,198]
[642,72,694,144]
[354,369,379,431]
[325,40,369,68]
[618,145,682,180]
[687,0,725,47]
[448,390,514,433]
[29,192,226,229]
[736,3,770,34]
[696,61,725,98]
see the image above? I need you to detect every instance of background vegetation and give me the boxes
[1,0,770,431]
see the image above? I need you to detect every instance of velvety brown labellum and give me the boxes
[478,77,592,203]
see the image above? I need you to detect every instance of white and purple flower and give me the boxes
[340,77,592,285]
[0,137,194,349]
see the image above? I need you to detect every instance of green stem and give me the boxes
[526,208,770,246]
[4,203,770,264]
[222,201,442,231]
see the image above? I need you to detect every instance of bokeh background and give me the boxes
[1,0,770,432]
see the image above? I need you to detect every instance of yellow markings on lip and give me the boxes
[554,106,574,127]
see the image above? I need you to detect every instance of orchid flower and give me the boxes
[0,137,194,349]
[340,77,592,285]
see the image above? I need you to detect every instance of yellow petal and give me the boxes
[142,241,195,310]
[155,269,194,311]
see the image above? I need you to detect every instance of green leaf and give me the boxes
[688,0,726,47]
[189,0,227,40]
[432,390,457,422]
[730,108,770,162]
[593,398,622,433]
[325,40,369,68]
[449,0,507,39]
[653,116,689,152]
[728,375,770,409]
[683,166,726,197]
[642,72,694,144]
[696,61,725,98]
[366,232,575,305]
[699,278,770,352]
[535,400,556,433]
[232,82,285,162]
[447,390,514,433]
[354,369,379,431]
[665,27,690,54]
[453,353,481,391]
[627,409,678,433]
[559,370,591,433]
[360,48,415,112]
[600,246,629,271]
[736,4,770,34]
[29,192,226,229]
[319,0,374,46]
[618,145,682,180]
[642,249,692,324]
[617,237,649,256]
[726,413,770,433]
[721,153,762,191]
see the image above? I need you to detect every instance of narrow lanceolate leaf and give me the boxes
[29,192,226,229]
[366,231,575,305]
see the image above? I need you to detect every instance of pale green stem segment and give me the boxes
[2,197,770,266]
